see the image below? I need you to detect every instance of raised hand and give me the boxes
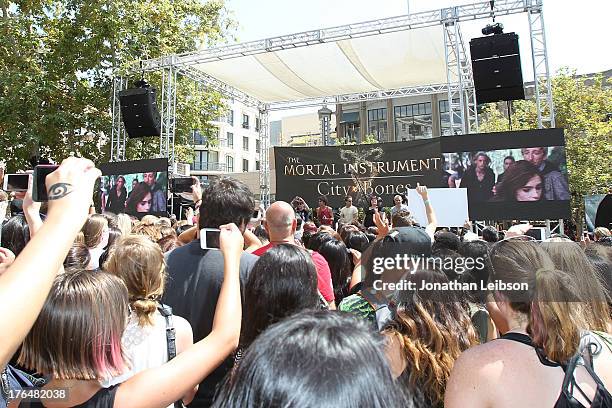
[416,183,429,200]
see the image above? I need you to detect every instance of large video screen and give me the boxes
[97,159,168,217]
[440,129,570,220]
[274,129,571,221]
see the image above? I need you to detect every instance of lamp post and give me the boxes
[318,106,333,146]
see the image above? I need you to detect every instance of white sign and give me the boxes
[405,188,469,228]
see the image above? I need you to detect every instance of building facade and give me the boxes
[336,92,461,143]
[191,100,262,184]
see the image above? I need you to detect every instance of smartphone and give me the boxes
[171,177,195,194]
[200,228,221,250]
[32,165,59,202]
[3,174,29,192]
[252,210,260,219]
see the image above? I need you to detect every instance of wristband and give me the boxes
[423,199,430,205]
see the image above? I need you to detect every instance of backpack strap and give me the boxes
[360,289,392,332]
[157,304,182,408]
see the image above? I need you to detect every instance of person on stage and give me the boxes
[316,196,334,227]
[339,196,358,227]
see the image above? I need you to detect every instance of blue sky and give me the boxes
[223,0,611,118]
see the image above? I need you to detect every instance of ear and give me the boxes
[291,219,297,232]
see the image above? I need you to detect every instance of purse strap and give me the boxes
[158,304,182,408]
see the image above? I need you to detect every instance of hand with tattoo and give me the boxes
[45,157,101,233]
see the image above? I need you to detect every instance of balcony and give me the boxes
[192,162,228,172]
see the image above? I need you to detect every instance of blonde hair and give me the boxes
[116,213,132,237]
[594,227,611,240]
[132,220,162,242]
[105,235,166,327]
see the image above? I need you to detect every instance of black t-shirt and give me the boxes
[162,240,257,407]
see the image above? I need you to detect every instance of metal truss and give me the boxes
[258,109,270,206]
[135,0,530,71]
[527,0,555,128]
[110,76,127,161]
[175,66,261,109]
[443,9,467,136]
[113,0,553,212]
[160,67,177,173]
[266,83,460,111]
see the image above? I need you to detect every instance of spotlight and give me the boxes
[482,23,504,35]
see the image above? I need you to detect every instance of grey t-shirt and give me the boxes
[162,240,257,407]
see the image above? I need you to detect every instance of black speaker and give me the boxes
[470,33,525,104]
[119,87,161,138]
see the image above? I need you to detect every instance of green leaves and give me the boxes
[0,0,232,170]
[478,69,612,225]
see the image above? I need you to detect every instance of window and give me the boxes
[255,139,260,153]
[255,160,260,171]
[242,159,249,172]
[367,108,387,141]
[255,117,261,132]
[242,114,250,129]
[192,150,221,171]
[227,132,234,148]
[226,155,234,172]
[439,99,462,136]
[394,102,433,141]
[193,130,206,145]
[243,136,249,151]
[227,110,234,126]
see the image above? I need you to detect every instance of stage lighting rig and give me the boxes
[482,22,504,36]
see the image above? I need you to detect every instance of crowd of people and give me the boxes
[0,157,610,407]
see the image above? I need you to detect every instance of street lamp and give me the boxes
[318,106,333,146]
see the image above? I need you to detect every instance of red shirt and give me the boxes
[252,243,335,303]
[317,206,334,226]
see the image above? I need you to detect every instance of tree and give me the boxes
[478,69,612,226]
[0,0,234,171]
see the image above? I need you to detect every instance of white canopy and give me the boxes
[194,26,447,104]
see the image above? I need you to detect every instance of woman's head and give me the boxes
[0,214,30,255]
[63,242,91,270]
[370,195,379,207]
[115,176,126,190]
[125,182,152,215]
[242,244,319,349]
[345,231,370,253]
[317,195,328,207]
[81,214,109,249]
[386,269,477,406]
[214,311,414,408]
[306,231,333,252]
[540,241,610,331]
[19,269,128,380]
[490,241,588,362]
[496,160,543,202]
[105,235,166,327]
[317,239,352,303]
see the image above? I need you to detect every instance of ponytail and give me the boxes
[528,269,588,363]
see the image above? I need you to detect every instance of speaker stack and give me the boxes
[470,33,525,104]
[119,86,162,138]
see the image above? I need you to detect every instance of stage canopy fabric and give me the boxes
[194,26,447,103]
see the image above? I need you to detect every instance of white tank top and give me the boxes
[101,310,171,405]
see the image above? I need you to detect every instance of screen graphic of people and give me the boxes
[493,160,543,202]
[125,182,152,216]
[143,172,167,213]
[105,175,127,213]
[459,152,495,202]
[496,156,516,184]
[521,147,570,200]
